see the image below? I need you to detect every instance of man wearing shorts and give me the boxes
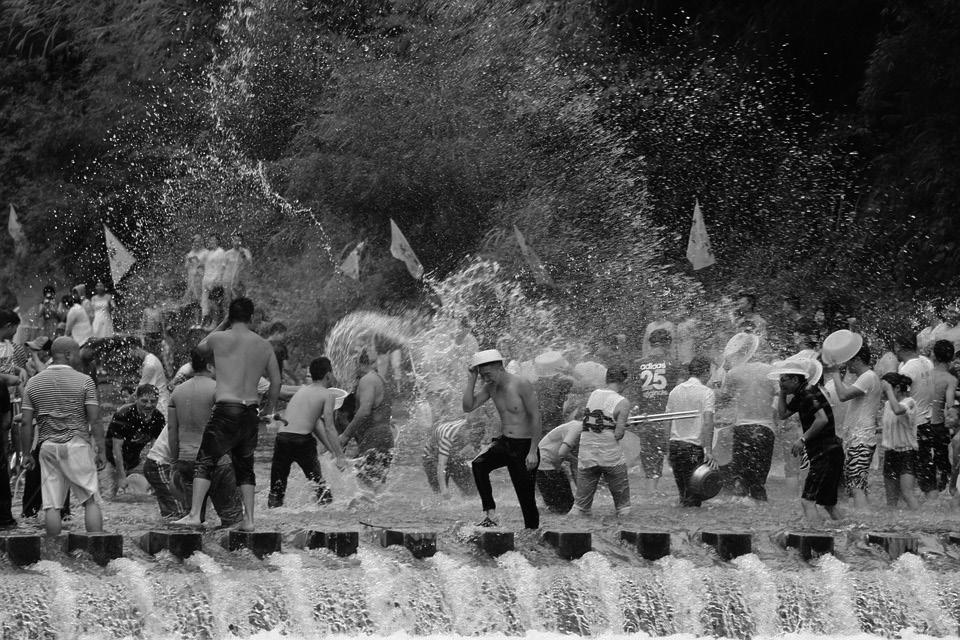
[631,329,684,493]
[828,344,881,510]
[174,298,280,531]
[464,349,541,529]
[536,419,582,513]
[20,337,106,536]
[775,359,843,525]
[165,348,243,526]
[340,351,394,487]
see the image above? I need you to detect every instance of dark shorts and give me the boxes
[802,445,843,506]
[883,448,918,480]
[195,402,260,486]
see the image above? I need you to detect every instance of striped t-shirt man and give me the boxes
[22,364,98,444]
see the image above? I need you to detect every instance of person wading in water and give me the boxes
[463,349,541,529]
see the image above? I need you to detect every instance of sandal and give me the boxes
[476,516,499,528]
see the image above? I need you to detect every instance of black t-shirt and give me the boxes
[630,357,685,415]
[106,403,165,470]
[271,340,288,376]
[786,384,839,456]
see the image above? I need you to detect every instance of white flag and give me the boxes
[341,240,365,280]
[389,219,424,280]
[7,204,28,258]
[103,224,136,283]
[686,198,716,270]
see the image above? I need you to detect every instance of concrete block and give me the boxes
[296,530,359,557]
[701,530,751,560]
[784,532,834,560]
[475,528,514,556]
[542,530,591,560]
[0,534,42,566]
[866,532,918,559]
[227,530,281,558]
[139,531,203,559]
[620,529,671,561]
[378,529,436,559]
[67,532,123,566]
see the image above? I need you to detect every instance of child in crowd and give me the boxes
[880,372,920,510]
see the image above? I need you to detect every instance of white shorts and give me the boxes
[39,437,101,510]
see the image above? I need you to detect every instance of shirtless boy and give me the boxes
[463,349,541,529]
[174,297,280,531]
[268,356,347,507]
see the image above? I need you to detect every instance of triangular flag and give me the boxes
[686,198,716,270]
[7,204,28,258]
[513,225,554,285]
[341,240,365,280]
[389,219,424,280]
[103,224,136,283]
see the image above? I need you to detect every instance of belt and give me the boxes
[216,400,259,408]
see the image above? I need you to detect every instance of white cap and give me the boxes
[767,358,821,383]
[471,349,504,368]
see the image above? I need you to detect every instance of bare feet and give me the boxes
[236,519,255,532]
[172,515,203,529]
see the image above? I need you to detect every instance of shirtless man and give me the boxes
[268,356,347,507]
[174,297,280,531]
[463,349,541,529]
[340,351,394,487]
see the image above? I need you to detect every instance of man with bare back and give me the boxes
[174,297,280,531]
[463,349,541,529]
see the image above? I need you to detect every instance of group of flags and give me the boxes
[7,204,137,283]
[344,201,717,283]
[6,199,716,288]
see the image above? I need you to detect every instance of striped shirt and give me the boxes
[22,364,98,444]
[666,377,716,445]
[424,419,467,459]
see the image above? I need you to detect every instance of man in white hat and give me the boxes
[463,349,541,528]
[774,359,843,524]
[719,333,776,501]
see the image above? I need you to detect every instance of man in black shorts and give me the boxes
[773,359,843,525]
[174,298,281,531]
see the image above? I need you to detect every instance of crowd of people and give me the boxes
[423,292,960,528]
[2,280,960,536]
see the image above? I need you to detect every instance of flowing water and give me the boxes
[3,443,960,640]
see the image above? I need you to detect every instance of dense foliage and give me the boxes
[2,0,958,345]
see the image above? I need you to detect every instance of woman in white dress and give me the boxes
[90,280,115,338]
[65,285,93,346]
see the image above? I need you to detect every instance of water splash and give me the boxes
[733,553,779,637]
[817,553,861,634]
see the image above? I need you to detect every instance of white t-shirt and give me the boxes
[578,388,626,468]
[720,362,775,428]
[146,425,171,464]
[899,356,934,423]
[667,377,716,445]
[66,303,92,346]
[841,370,881,446]
[538,421,582,471]
[881,397,917,450]
[141,353,170,416]
[202,247,227,285]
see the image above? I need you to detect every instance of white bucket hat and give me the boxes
[471,349,504,368]
[768,358,822,383]
[573,361,607,388]
[534,350,570,377]
[722,332,760,368]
